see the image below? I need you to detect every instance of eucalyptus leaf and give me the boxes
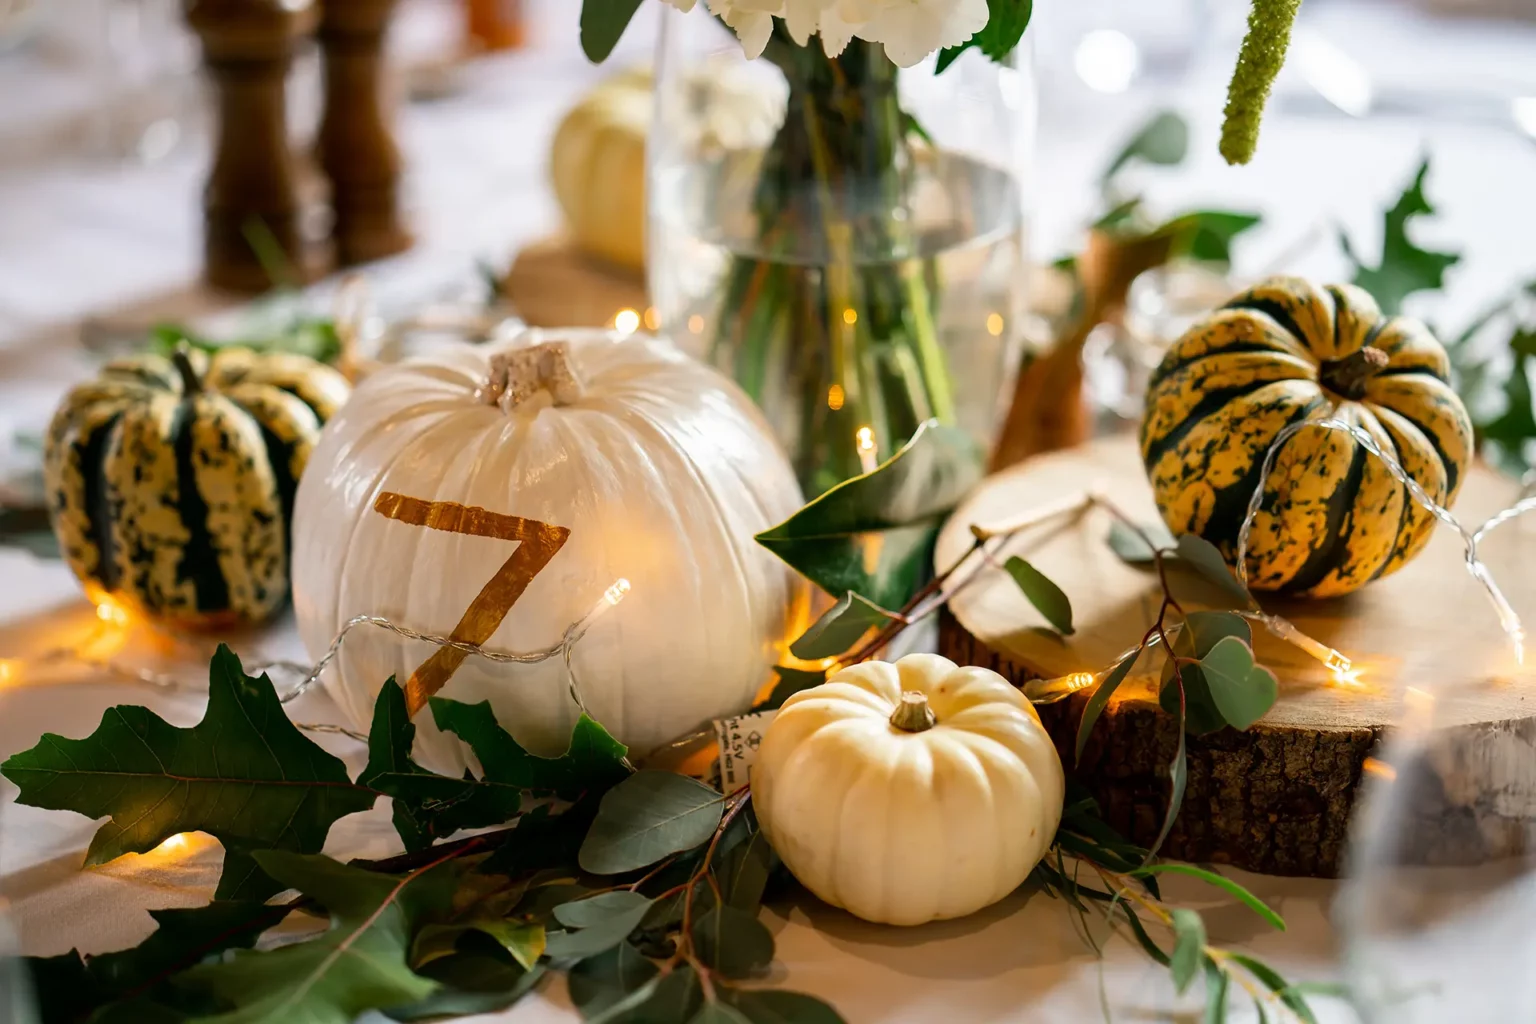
[1107,520,1173,565]
[691,904,775,980]
[1170,908,1206,994]
[544,892,654,961]
[388,945,545,1022]
[1002,556,1074,635]
[1161,611,1253,735]
[1175,535,1254,608]
[727,989,849,1024]
[718,830,778,912]
[579,772,724,876]
[789,592,895,660]
[693,1003,754,1024]
[1159,210,1263,267]
[1199,636,1279,731]
[757,666,826,711]
[754,420,982,609]
[1075,646,1142,763]
[567,943,659,1017]
[412,920,545,971]
[1150,727,1188,862]
[0,646,376,901]
[579,0,644,62]
[1103,111,1189,185]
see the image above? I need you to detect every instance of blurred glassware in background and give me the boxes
[1342,633,1536,1023]
[649,8,1038,494]
[0,0,41,53]
[1032,0,1211,100]
[1083,259,1234,426]
[98,0,200,163]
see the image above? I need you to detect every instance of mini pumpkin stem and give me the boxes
[890,691,936,733]
[171,345,204,396]
[1321,346,1390,399]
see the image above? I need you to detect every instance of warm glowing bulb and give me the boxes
[1062,671,1096,692]
[842,308,858,326]
[687,315,705,334]
[614,309,641,335]
[156,833,191,854]
[604,578,632,606]
[986,313,1005,337]
[856,426,875,452]
[643,307,659,331]
[0,659,17,686]
[96,598,129,628]
[827,384,845,411]
[1331,666,1364,689]
[1361,757,1397,781]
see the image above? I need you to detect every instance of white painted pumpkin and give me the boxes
[753,654,1065,926]
[291,328,806,765]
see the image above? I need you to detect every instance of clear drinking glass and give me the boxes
[649,9,1037,496]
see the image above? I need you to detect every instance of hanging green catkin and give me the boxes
[1219,0,1302,165]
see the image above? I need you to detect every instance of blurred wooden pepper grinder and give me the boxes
[185,0,327,292]
[465,0,525,51]
[318,0,412,265]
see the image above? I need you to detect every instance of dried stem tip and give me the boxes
[1219,0,1302,165]
[889,691,937,733]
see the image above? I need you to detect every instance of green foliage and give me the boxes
[579,0,644,62]
[1101,111,1189,185]
[757,666,827,711]
[0,645,377,901]
[1106,519,1174,565]
[429,697,629,799]
[755,420,982,609]
[1174,535,1255,609]
[789,591,896,660]
[147,319,342,366]
[579,772,725,875]
[935,0,1034,73]
[1160,610,1257,735]
[691,905,775,980]
[1002,556,1074,635]
[1198,636,1279,731]
[1341,158,1461,315]
[176,852,451,1024]
[1204,956,1230,1023]
[360,680,521,852]
[727,989,849,1023]
[1218,0,1301,165]
[1169,909,1206,994]
[545,892,656,961]
[1075,648,1141,762]
[1129,864,1285,931]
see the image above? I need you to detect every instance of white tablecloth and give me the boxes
[4,1,1536,1020]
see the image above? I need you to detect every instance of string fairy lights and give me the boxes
[0,578,633,743]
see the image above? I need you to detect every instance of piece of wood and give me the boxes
[318,0,413,266]
[185,0,328,293]
[937,433,1536,876]
[503,235,648,329]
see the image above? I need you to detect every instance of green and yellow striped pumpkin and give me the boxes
[1140,276,1473,598]
[44,347,351,628]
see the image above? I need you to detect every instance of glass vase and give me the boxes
[649,11,1036,497]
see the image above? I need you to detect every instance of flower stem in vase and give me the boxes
[712,34,958,496]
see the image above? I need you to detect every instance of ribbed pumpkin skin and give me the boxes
[1140,277,1473,598]
[43,348,351,627]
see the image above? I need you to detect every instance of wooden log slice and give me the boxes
[936,434,1536,877]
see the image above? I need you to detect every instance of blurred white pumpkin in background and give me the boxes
[292,327,806,766]
[550,65,781,272]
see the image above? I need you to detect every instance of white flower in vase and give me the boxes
[855,0,990,67]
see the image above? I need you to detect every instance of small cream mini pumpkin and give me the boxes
[753,654,1065,926]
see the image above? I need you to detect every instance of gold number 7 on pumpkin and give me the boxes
[373,491,571,716]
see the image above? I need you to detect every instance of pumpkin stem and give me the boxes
[1320,346,1390,399]
[889,691,936,733]
[170,345,204,396]
[480,341,585,412]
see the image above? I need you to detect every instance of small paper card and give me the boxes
[713,709,778,794]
